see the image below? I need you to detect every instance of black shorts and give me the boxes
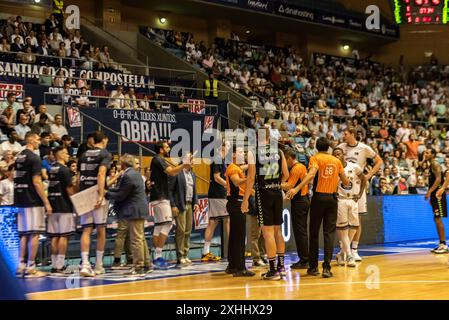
[255,189,283,226]
[431,192,448,218]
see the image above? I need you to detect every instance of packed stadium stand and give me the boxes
[1,0,449,302]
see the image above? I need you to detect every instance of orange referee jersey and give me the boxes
[225,163,246,197]
[287,162,308,196]
[308,152,344,194]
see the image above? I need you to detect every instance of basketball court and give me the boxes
[25,241,449,300]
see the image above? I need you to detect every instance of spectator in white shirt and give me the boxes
[10,27,24,45]
[396,121,411,142]
[0,129,22,156]
[75,87,91,107]
[49,27,63,42]
[108,86,125,109]
[14,113,30,142]
[34,105,55,124]
[50,114,68,141]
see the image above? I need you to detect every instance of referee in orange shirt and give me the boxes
[281,148,310,270]
[286,137,349,278]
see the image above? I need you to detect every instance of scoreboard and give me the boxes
[393,0,449,24]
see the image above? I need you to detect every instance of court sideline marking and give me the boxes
[27,248,435,298]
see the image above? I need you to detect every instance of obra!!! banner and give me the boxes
[69,108,218,155]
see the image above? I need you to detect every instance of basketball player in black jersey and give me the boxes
[242,127,289,280]
[423,148,448,254]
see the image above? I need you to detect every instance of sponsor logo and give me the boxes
[247,0,269,11]
[277,4,314,21]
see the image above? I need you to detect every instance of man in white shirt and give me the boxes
[333,148,366,267]
[108,86,125,109]
[14,114,31,142]
[75,87,91,107]
[0,129,22,156]
[337,127,383,262]
[34,105,55,124]
[396,121,411,142]
[11,27,24,45]
[50,114,68,141]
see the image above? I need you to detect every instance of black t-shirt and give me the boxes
[14,148,44,207]
[208,161,226,199]
[48,162,73,213]
[39,144,52,160]
[149,155,169,202]
[255,144,282,191]
[78,147,112,191]
[76,143,90,159]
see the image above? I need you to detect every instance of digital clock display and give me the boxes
[393,0,449,24]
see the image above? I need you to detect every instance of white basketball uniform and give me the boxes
[337,162,363,228]
[337,142,377,214]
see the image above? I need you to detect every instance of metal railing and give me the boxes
[43,91,219,114]
[0,68,229,99]
[0,49,196,81]
[241,107,449,128]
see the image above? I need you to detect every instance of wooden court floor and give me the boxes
[28,250,449,300]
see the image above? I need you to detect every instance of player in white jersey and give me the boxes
[337,128,383,261]
[333,148,367,267]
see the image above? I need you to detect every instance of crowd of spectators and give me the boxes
[144,26,449,195]
[0,15,116,71]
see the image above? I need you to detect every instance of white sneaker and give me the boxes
[184,257,192,265]
[80,264,95,277]
[16,264,26,278]
[352,249,362,262]
[252,259,266,267]
[433,244,449,254]
[24,267,47,278]
[346,255,356,267]
[336,252,346,266]
[94,265,106,275]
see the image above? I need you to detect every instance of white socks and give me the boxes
[337,230,351,256]
[352,241,359,250]
[203,242,211,255]
[155,247,163,259]
[96,250,104,267]
[51,254,57,268]
[81,251,89,266]
[56,255,65,270]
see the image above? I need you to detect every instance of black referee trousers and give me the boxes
[226,198,247,271]
[291,195,310,264]
[309,193,338,269]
